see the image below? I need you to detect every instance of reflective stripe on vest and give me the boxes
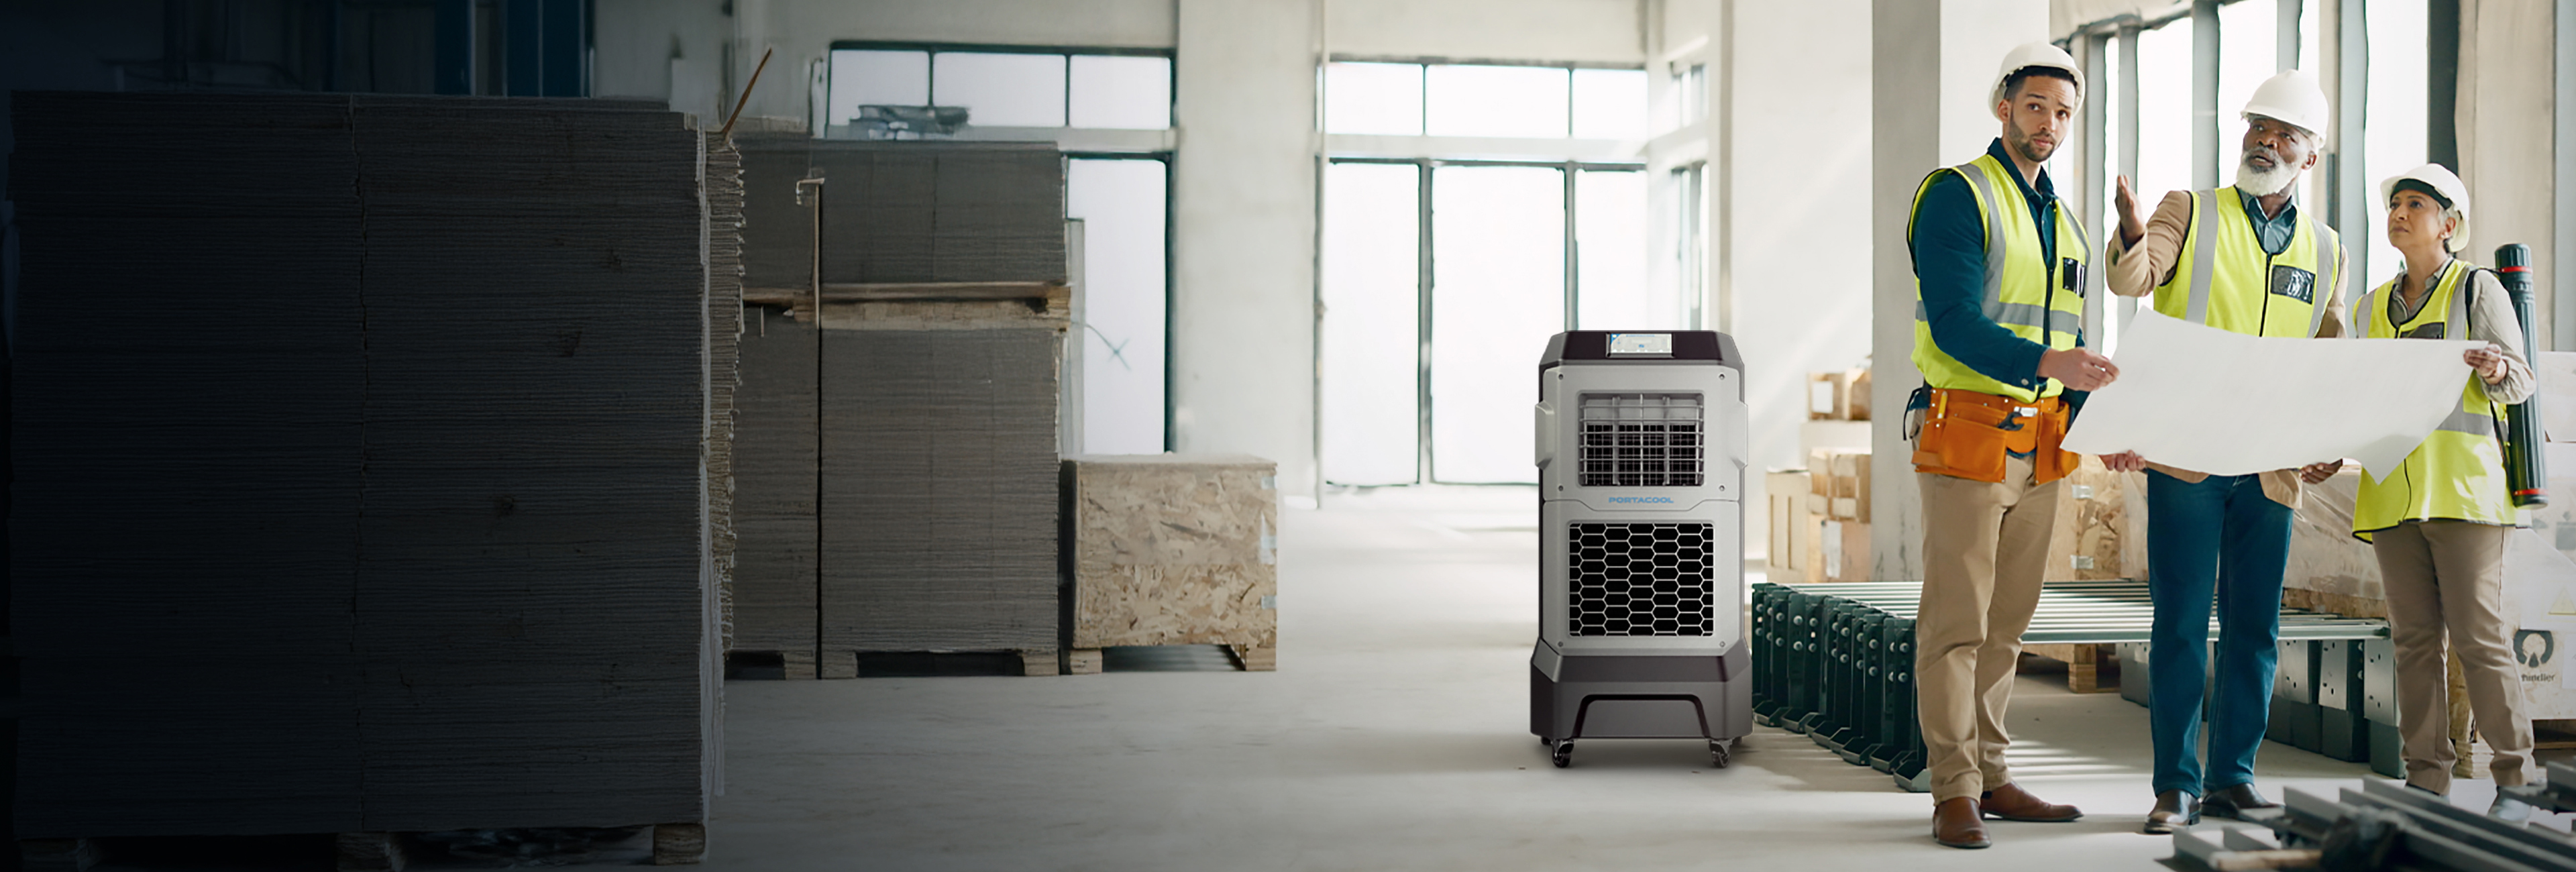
[2160,186,2341,338]
[2351,260,2514,540]
[1907,154,2090,402]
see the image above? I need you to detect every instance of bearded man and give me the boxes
[2100,70,2349,834]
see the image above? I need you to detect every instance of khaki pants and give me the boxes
[1915,453,2061,803]
[2371,520,2534,791]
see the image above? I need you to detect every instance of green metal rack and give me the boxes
[1750,580,2390,792]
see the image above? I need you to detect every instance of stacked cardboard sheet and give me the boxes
[727,138,1067,675]
[10,93,718,838]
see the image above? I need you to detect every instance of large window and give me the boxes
[1067,158,1170,455]
[2077,0,2422,350]
[826,45,1174,454]
[2364,0,2429,286]
[825,46,1171,135]
[1318,60,1655,486]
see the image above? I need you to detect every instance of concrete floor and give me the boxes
[676,488,2565,871]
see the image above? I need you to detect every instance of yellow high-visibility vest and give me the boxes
[1909,154,2089,402]
[2150,187,2343,337]
[2352,259,2514,541]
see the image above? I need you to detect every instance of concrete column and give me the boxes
[1172,0,1318,495]
[2459,0,2557,348]
[1868,0,2045,582]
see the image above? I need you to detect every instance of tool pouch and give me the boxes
[2029,403,2079,486]
[1911,391,2014,484]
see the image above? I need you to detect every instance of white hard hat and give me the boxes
[2242,70,2330,142]
[2379,164,2473,253]
[1991,42,2084,107]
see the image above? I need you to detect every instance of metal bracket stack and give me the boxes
[2170,773,2576,872]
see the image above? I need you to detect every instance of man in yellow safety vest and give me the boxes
[1904,41,2115,850]
[2102,70,2348,834]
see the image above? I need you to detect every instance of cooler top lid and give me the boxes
[1541,331,1739,368]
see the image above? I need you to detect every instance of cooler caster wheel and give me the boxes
[1551,741,1573,768]
[1709,739,1733,769]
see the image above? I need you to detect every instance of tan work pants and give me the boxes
[2370,520,2534,792]
[1915,453,2061,803]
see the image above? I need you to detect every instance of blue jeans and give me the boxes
[2145,470,2290,796]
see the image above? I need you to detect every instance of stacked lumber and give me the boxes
[10,93,718,842]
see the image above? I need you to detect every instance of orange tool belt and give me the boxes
[1910,387,2078,484]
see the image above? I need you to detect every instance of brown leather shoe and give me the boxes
[1933,797,1991,849]
[2142,789,2200,834]
[1982,781,2082,822]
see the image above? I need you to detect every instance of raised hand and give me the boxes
[2114,174,2147,249]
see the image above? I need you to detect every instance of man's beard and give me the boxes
[2007,124,2055,164]
[2235,145,2298,197]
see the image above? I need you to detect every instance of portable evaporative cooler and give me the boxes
[1530,330,1750,769]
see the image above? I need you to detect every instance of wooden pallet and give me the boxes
[20,822,705,871]
[2019,643,2121,693]
[1067,644,1275,675]
[725,649,820,679]
[815,649,1059,678]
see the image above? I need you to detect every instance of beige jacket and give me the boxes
[2104,190,2349,508]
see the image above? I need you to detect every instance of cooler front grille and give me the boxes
[1578,393,1704,487]
[1568,522,1714,637]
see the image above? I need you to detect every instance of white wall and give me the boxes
[2459,0,2556,348]
[1170,0,1319,492]
[1726,0,1877,559]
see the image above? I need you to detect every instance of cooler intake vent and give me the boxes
[1568,522,1714,637]
[1578,393,1704,487]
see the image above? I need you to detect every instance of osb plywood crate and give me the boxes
[1805,448,1870,523]
[1764,470,1822,583]
[1809,368,1870,421]
[1065,453,1279,673]
[2045,455,2143,582]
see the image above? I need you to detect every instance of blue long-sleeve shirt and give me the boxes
[1911,138,2088,412]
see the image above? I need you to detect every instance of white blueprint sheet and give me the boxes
[2061,309,2481,479]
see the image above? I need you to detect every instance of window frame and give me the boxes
[1321,155,1649,486]
[822,40,1177,148]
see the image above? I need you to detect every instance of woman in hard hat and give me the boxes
[2302,164,2538,820]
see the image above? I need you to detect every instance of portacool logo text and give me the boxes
[1607,496,1674,504]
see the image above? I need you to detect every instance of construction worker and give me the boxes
[2103,69,2347,834]
[2308,164,2536,821]
[1905,41,2110,850]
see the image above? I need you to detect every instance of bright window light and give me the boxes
[2216,0,2276,173]
[2365,0,2428,286]
[933,52,1067,127]
[827,50,928,129]
[1571,68,1648,140]
[1069,55,1170,129]
[1321,162,1423,486]
[1325,62,1424,135]
[2134,19,2193,208]
[1576,170,1656,329]
[1430,165,1564,483]
[1069,158,1169,454]
[1426,64,1570,138]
